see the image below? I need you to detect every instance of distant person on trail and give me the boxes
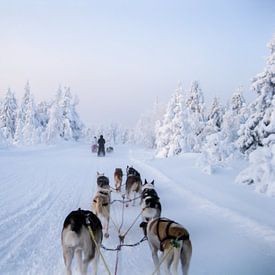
[97,135,106,157]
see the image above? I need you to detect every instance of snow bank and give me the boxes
[236,144,275,196]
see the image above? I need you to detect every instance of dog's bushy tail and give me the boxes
[180,239,192,275]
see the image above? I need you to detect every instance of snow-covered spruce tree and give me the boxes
[21,95,39,145]
[45,86,83,143]
[134,99,165,148]
[222,90,247,156]
[0,88,17,142]
[155,84,186,157]
[204,97,223,135]
[185,81,206,152]
[237,35,275,154]
[60,87,83,141]
[236,35,275,196]
[199,93,245,174]
[45,98,63,144]
[36,101,49,129]
[14,82,39,145]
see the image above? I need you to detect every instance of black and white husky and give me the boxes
[61,209,103,275]
[141,179,161,222]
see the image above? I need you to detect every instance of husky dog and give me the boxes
[141,179,161,222]
[114,168,123,192]
[106,146,114,153]
[92,189,111,238]
[61,208,103,275]
[140,218,192,275]
[125,166,142,207]
[96,172,110,190]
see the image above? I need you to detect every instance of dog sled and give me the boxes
[91,144,98,153]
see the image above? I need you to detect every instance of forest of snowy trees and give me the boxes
[0,83,84,146]
[152,35,275,196]
[1,36,274,196]
[0,83,130,147]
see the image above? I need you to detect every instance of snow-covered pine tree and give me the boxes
[205,97,223,133]
[0,88,17,142]
[185,81,206,152]
[58,87,83,141]
[200,96,224,152]
[60,87,73,140]
[236,35,275,196]
[155,84,186,157]
[222,90,247,156]
[200,91,246,174]
[21,95,39,145]
[67,91,83,141]
[237,35,275,154]
[36,101,49,129]
[14,82,39,145]
[45,87,64,143]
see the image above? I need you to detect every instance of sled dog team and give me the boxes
[61,166,192,275]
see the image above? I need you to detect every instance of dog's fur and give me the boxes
[61,209,103,275]
[141,179,161,222]
[96,172,110,190]
[125,166,142,206]
[92,189,111,238]
[114,168,123,192]
[140,217,192,275]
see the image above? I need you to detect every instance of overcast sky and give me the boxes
[0,0,274,127]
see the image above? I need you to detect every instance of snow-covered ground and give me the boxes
[0,143,275,275]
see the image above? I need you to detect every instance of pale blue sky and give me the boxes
[0,0,274,126]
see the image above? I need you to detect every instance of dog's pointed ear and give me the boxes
[97,172,99,176]
[151,180,154,186]
[145,179,147,184]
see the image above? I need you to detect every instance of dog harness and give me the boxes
[93,191,110,206]
[156,218,189,251]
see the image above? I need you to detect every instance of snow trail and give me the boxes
[0,144,275,275]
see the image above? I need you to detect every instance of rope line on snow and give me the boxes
[110,195,142,205]
[87,225,112,275]
[101,235,148,251]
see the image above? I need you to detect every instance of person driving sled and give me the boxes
[97,135,106,157]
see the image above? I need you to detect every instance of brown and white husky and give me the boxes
[140,217,192,275]
[61,209,103,275]
[125,166,142,206]
[92,188,111,238]
[114,168,123,192]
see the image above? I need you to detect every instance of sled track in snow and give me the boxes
[130,156,275,246]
